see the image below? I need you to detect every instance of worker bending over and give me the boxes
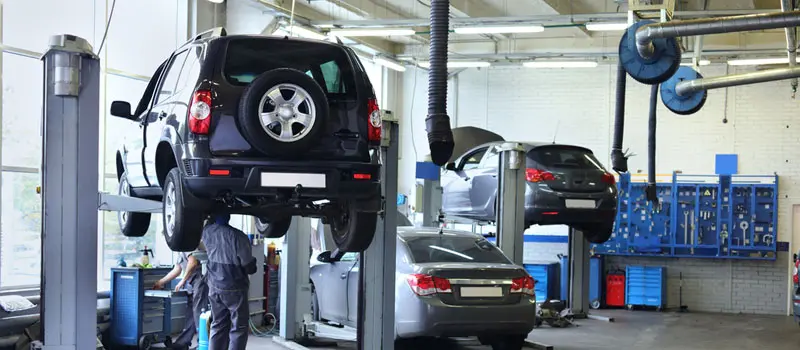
[203,213,257,350]
[153,243,209,350]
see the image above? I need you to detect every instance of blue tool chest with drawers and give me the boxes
[110,267,178,348]
[524,262,559,303]
[625,265,666,310]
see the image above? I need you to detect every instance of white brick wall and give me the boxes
[396,64,800,315]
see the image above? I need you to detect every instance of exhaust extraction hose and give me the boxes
[610,61,628,173]
[646,84,659,204]
[426,0,455,166]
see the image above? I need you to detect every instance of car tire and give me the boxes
[583,223,614,244]
[255,216,292,238]
[489,335,525,350]
[330,203,377,252]
[162,168,205,252]
[237,68,329,156]
[118,171,151,237]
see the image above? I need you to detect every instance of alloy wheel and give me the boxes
[257,83,317,143]
[164,181,176,239]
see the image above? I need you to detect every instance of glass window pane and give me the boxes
[155,51,188,104]
[1,171,42,287]
[2,53,43,168]
[528,146,605,170]
[402,234,510,264]
[104,75,148,174]
[101,177,158,280]
[1,0,95,53]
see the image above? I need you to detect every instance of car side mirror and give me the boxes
[445,162,457,171]
[110,101,134,120]
[317,251,336,263]
[794,253,798,263]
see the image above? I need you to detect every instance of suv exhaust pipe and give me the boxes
[426,0,455,166]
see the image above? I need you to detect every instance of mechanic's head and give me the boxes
[212,213,231,225]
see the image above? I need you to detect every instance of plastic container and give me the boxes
[198,309,211,350]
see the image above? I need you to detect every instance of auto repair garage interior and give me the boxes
[6,0,800,349]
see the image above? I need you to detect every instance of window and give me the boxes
[1,171,42,287]
[460,149,487,171]
[480,147,500,168]
[174,47,204,103]
[319,61,345,94]
[402,234,510,264]
[104,75,148,174]
[528,146,606,170]
[2,53,44,168]
[101,177,158,280]
[155,50,189,104]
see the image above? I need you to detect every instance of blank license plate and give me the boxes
[261,172,326,188]
[460,287,503,298]
[565,199,595,209]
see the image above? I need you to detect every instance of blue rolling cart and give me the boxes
[110,267,185,349]
[625,265,666,311]
[524,262,559,303]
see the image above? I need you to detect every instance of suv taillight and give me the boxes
[406,274,451,296]
[189,90,212,135]
[367,98,382,144]
[794,259,799,285]
[511,275,535,297]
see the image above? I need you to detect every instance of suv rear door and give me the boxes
[527,145,609,193]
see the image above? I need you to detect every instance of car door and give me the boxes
[442,147,488,216]
[345,254,361,326]
[122,63,166,188]
[315,252,358,323]
[470,146,501,218]
[143,50,189,186]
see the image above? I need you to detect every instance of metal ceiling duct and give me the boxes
[636,11,800,59]
[426,0,454,166]
[781,0,798,93]
[675,66,800,96]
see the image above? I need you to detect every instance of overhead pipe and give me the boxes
[610,62,628,174]
[781,0,798,96]
[676,66,800,96]
[636,11,800,60]
[426,0,455,166]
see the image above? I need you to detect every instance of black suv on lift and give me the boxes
[111,28,383,252]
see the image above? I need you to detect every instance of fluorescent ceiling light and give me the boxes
[327,28,415,37]
[418,61,491,68]
[374,57,407,72]
[207,0,224,3]
[523,61,598,68]
[727,57,789,66]
[454,25,544,34]
[584,22,628,31]
[286,26,327,40]
[680,59,711,66]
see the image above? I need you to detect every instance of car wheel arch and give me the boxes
[155,141,178,188]
[116,152,125,180]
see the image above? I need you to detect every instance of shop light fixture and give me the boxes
[207,0,224,3]
[286,26,327,40]
[584,22,628,31]
[327,28,416,37]
[523,61,598,68]
[454,25,545,34]
[727,57,789,66]
[374,56,407,72]
[418,61,491,68]
[680,59,711,67]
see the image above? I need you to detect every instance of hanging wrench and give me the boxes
[690,211,695,254]
[683,210,690,246]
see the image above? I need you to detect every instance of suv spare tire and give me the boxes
[238,68,329,156]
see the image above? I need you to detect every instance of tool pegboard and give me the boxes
[592,173,778,260]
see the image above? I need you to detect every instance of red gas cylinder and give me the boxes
[606,273,626,307]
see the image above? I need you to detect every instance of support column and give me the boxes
[40,35,100,350]
[496,143,526,265]
[569,230,591,316]
[421,178,442,227]
[361,121,399,350]
[279,217,312,340]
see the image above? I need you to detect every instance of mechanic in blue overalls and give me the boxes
[203,213,257,350]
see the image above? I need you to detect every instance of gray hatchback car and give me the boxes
[310,227,536,349]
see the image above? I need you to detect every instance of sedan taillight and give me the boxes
[511,275,535,297]
[526,168,554,183]
[406,274,451,296]
[602,172,616,185]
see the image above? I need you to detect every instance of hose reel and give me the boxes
[660,66,708,115]
[618,20,682,85]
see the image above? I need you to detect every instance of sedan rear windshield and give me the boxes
[528,146,606,170]
[223,38,358,99]
[403,235,511,264]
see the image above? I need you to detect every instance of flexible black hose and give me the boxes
[646,84,659,204]
[426,0,454,166]
[610,61,628,173]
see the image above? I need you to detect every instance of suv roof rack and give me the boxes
[178,27,227,50]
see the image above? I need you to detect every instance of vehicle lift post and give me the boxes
[568,229,592,317]
[495,143,526,265]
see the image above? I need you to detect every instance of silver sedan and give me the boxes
[309,227,536,350]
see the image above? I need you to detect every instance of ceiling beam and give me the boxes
[254,0,402,54]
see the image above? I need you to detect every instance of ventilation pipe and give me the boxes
[781,0,798,96]
[610,62,628,173]
[676,66,800,96]
[426,0,455,166]
[636,11,800,60]
[646,84,658,204]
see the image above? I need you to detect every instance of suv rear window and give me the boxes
[402,235,511,264]
[223,38,357,98]
[528,146,605,170]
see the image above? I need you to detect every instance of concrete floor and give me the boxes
[244,310,800,350]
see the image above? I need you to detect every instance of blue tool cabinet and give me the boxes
[589,256,603,309]
[110,267,177,348]
[524,262,559,303]
[625,266,666,310]
[559,255,569,301]
[593,172,778,260]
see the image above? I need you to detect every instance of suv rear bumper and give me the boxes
[181,158,381,209]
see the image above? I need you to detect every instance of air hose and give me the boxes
[425,0,455,166]
[646,84,659,204]
[610,61,628,173]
